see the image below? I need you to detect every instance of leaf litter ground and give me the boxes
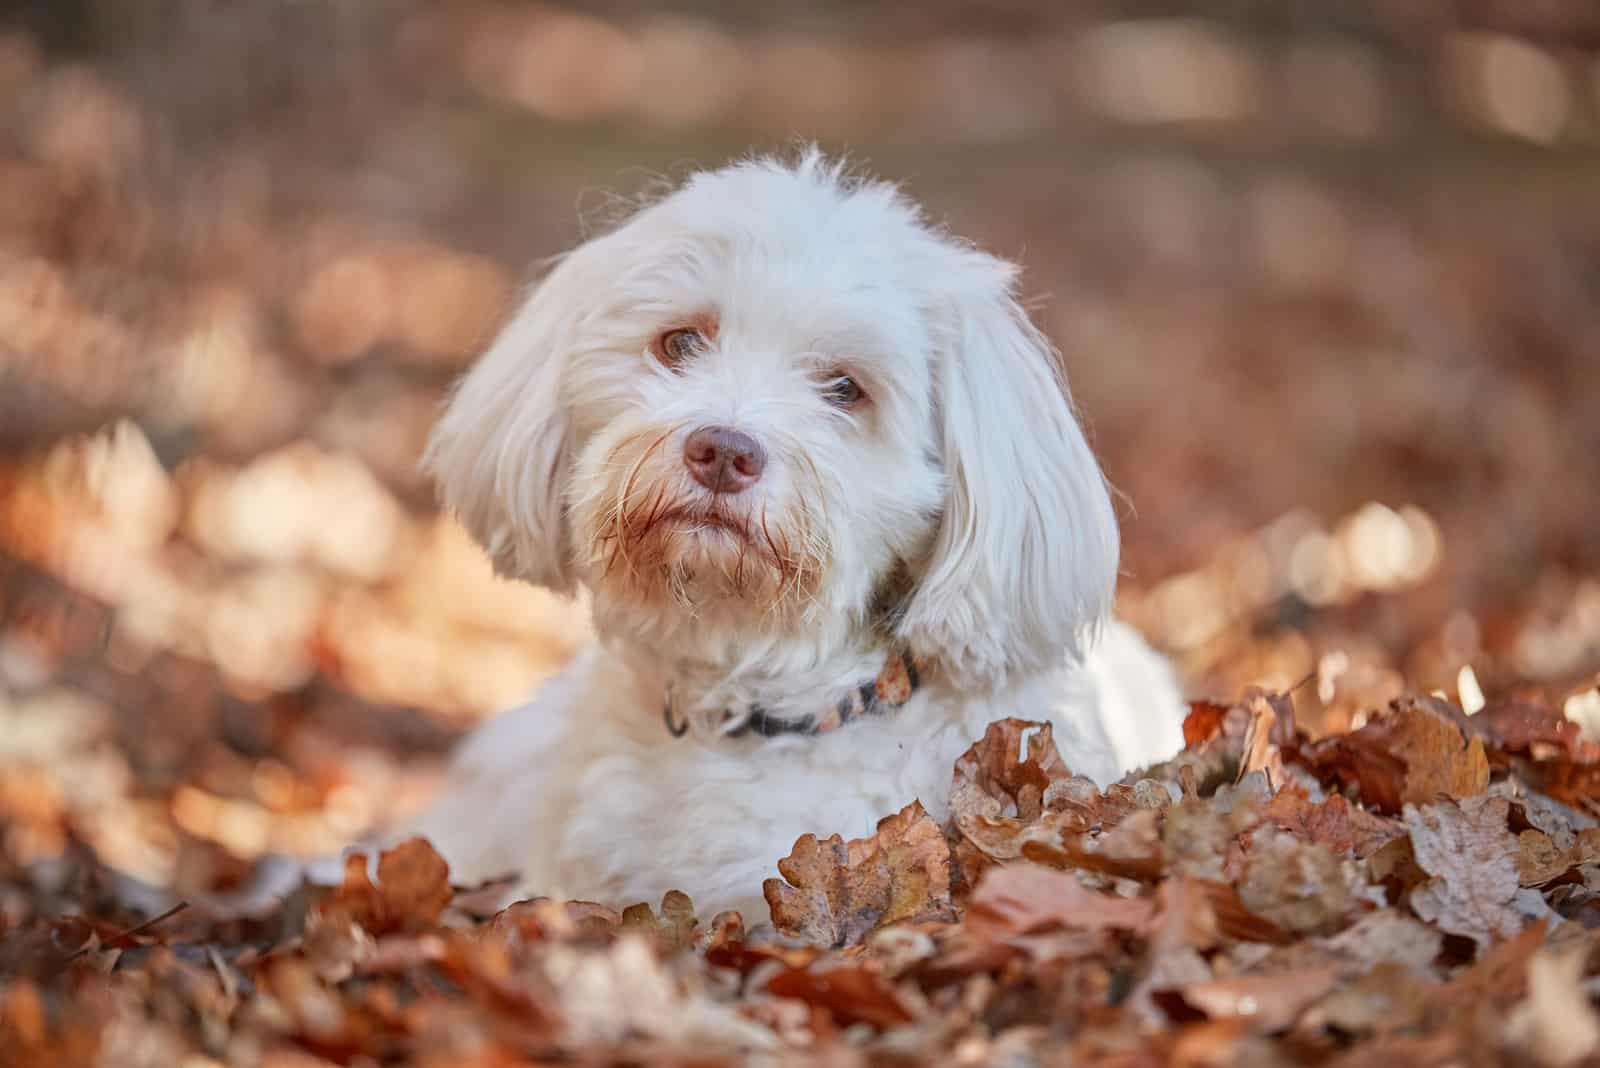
[7,690,1600,1067]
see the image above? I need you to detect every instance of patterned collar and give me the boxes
[663,649,926,740]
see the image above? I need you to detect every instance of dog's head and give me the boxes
[425,153,1118,688]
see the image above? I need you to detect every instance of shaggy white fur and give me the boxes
[407,152,1186,921]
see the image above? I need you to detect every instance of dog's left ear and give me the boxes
[897,251,1119,689]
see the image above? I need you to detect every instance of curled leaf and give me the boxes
[1299,697,1488,814]
[764,801,953,948]
[949,719,1073,830]
[316,837,452,936]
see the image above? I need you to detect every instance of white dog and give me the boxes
[407,153,1185,922]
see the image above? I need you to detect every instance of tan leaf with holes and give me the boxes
[764,801,953,948]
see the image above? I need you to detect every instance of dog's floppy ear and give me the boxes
[423,241,608,593]
[897,251,1119,688]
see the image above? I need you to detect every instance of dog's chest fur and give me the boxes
[409,626,1174,921]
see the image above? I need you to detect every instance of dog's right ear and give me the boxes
[423,240,607,593]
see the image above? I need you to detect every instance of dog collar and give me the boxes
[663,648,926,740]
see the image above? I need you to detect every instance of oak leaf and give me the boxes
[1299,697,1488,814]
[620,890,699,953]
[947,719,1096,881]
[316,837,453,936]
[764,801,953,948]
[949,718,1073,829]
[1405,797,1548,951]
[1260,790,1404,857]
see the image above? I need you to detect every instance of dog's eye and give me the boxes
[821,375,865,408]
[652,327,706,368]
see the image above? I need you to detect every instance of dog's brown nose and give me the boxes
[683,426,766,494]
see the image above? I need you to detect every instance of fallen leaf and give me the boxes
[1183,700,1234,748]
[1199,880,1294,945]
[1405,797,1547,951]
[947,719,1080,878]
[1261,790,1404,857]
[1164,797,1257,881]
[1177,968,1338,1033]
[764,801,953,948]
[620,890,699,953]
[702,909,744,953]
[1300,962,1432,1036]
[1127,877,1221,1023]
[955,774,1168,880]
[1434,920,1549,1012]
[1502,948,1600,1067]
[1235,693,1286,789]
[1235,828,1357,935]
[1021,806,1168,881]
[1318,909,1443,978]
[316,838,453,936]
[1299,697,1489,814]
[1516,830,1577,887]
[965,863,1155,939]
[1141,701,1255,796]
[764,958,917,1029]
[949,719,1072,824]
[1474,700,1600,763]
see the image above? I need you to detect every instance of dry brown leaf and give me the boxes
[1138,700,1256,798]
[1183,700,1235,748]
[702,910,744,954]
[479,898,618,955]
[1177,968,1339,1033]
[1474,699,1600,764]
[1235,828,1357,935]
[1260,790,1404,857]
[764,801,953,948]
[1236,693,1286,789]
[1516,830,1576,887]
[1021,806,1168,881]
[620,890,699,953]
[316,837,453,936]
[947,719,1080,879]
[1164,797,1259,881]
[1502,948,1600,1067]
[965,863,1155,940]
[953,776,1164,882]
[950,719,1073,824]
[1405,797,1547,951]
[1300,962,1432,1036]
[1318,909,1443,978]
[763,958,917,1029]
[1433,919,1550,1014]
[1299,697,1489,814]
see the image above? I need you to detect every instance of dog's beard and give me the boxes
[585,428,829,616]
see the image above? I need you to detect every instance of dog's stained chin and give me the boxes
[585,436,830,620]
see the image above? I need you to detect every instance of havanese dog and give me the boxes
[405,152,1185,922]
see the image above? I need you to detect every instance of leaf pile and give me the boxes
[6,696,1600,1066]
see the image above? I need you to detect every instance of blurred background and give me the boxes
[1,1,1599,899]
